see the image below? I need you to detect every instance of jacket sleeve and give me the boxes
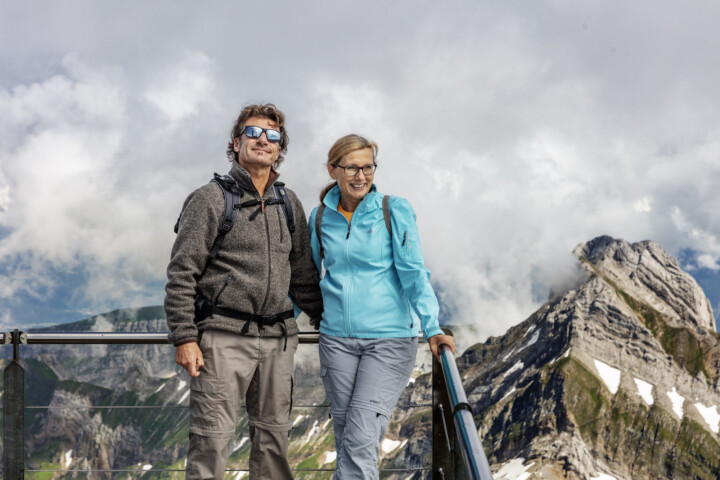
[307,207,324,275]
[287,192,324,319]
[164,187,221,346]
[389,197,443,339]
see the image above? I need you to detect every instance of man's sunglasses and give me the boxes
[240,126,282,143]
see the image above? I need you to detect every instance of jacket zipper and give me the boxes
[274,187,284,243]
[259,197,272,314]
[215,276,232,304]
[343,212,354,337]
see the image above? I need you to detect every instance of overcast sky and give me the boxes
[1,0,719,341]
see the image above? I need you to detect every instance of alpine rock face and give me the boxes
[460,236,720,479]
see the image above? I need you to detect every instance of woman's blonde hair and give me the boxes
[319,134,379,202]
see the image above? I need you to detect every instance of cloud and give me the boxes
[1,1,720,339]
[0,52,220,312]
[144,51,217,124]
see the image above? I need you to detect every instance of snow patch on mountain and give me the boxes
[594,360,620,394]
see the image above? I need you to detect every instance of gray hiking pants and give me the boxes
[186,330,298,480]
[319,334,418,480]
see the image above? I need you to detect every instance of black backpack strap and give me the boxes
[382,195,392,239]
[316,204,326,259]
[272,182,295,234]
[209,174,243,260]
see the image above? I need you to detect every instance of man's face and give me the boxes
[233,116,281,170]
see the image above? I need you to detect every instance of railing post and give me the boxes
[432,328,455,479]
[4,329,26,479]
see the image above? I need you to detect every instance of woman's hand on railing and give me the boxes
[428,334,456,362]
[175,342,205,377]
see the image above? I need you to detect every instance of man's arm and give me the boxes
[286,191,324,319]
[165,186,222,371]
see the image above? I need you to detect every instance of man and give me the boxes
[165,103,322,479]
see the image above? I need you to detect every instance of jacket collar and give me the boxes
[323,184,381,213]
[228,162,279,197]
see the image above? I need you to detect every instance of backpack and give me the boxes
[315,195,392,258]
[174,173,295,264]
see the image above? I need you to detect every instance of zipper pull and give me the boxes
[346,223,351,239]
[402,232,407,246]
[215,276,232,303]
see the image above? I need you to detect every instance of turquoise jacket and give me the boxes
[308,184,443,340]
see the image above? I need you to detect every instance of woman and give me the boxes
[308,134,456,479]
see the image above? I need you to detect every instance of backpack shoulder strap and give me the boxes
[208,174,243,260]
[272,181,296,234]
[382,195,392,239]
[316,204,326,259]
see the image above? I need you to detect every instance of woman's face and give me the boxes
[328,147,375,211]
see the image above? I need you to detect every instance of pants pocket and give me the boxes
[189,374,222,433]
[320,365,333,409]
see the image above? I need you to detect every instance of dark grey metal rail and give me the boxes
[439,344,494,480]
[2,329,493,479]
[7,330,319,344]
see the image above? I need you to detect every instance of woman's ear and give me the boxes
[327,163,337,180]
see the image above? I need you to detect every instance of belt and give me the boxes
[213,307,294,351]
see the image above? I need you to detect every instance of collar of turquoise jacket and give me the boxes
[322,184,382,213]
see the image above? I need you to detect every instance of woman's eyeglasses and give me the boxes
[240,126,282,143]
[333,164,377,177]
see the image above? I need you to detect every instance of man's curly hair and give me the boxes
[226,103,289,169]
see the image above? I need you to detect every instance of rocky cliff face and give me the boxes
[462,236,720,479]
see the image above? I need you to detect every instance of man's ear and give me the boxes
[233,137,240,152]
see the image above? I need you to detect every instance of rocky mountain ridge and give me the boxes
[461,236,720,479]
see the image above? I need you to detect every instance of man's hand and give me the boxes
[175,342,204,377]
[428,334,456,362]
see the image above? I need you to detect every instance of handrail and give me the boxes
[439,344,494,480]
[12,330,319,344]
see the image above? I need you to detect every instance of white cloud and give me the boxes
[144,51,216,124]
[1,0,720,339]
[634,196,652,213]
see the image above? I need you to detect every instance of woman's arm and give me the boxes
[389,196,456,358]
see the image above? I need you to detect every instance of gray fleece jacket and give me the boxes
[165,162,323,346]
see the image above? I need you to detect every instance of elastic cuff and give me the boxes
[423,329,443,340]
[174,338,198,347]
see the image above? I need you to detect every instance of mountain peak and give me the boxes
[461,236,720,479]
[574,235,716,332]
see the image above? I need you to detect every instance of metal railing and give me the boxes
[2,328,493,479]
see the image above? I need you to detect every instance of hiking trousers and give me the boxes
[319,334,418,480]
[186,330,298,480]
